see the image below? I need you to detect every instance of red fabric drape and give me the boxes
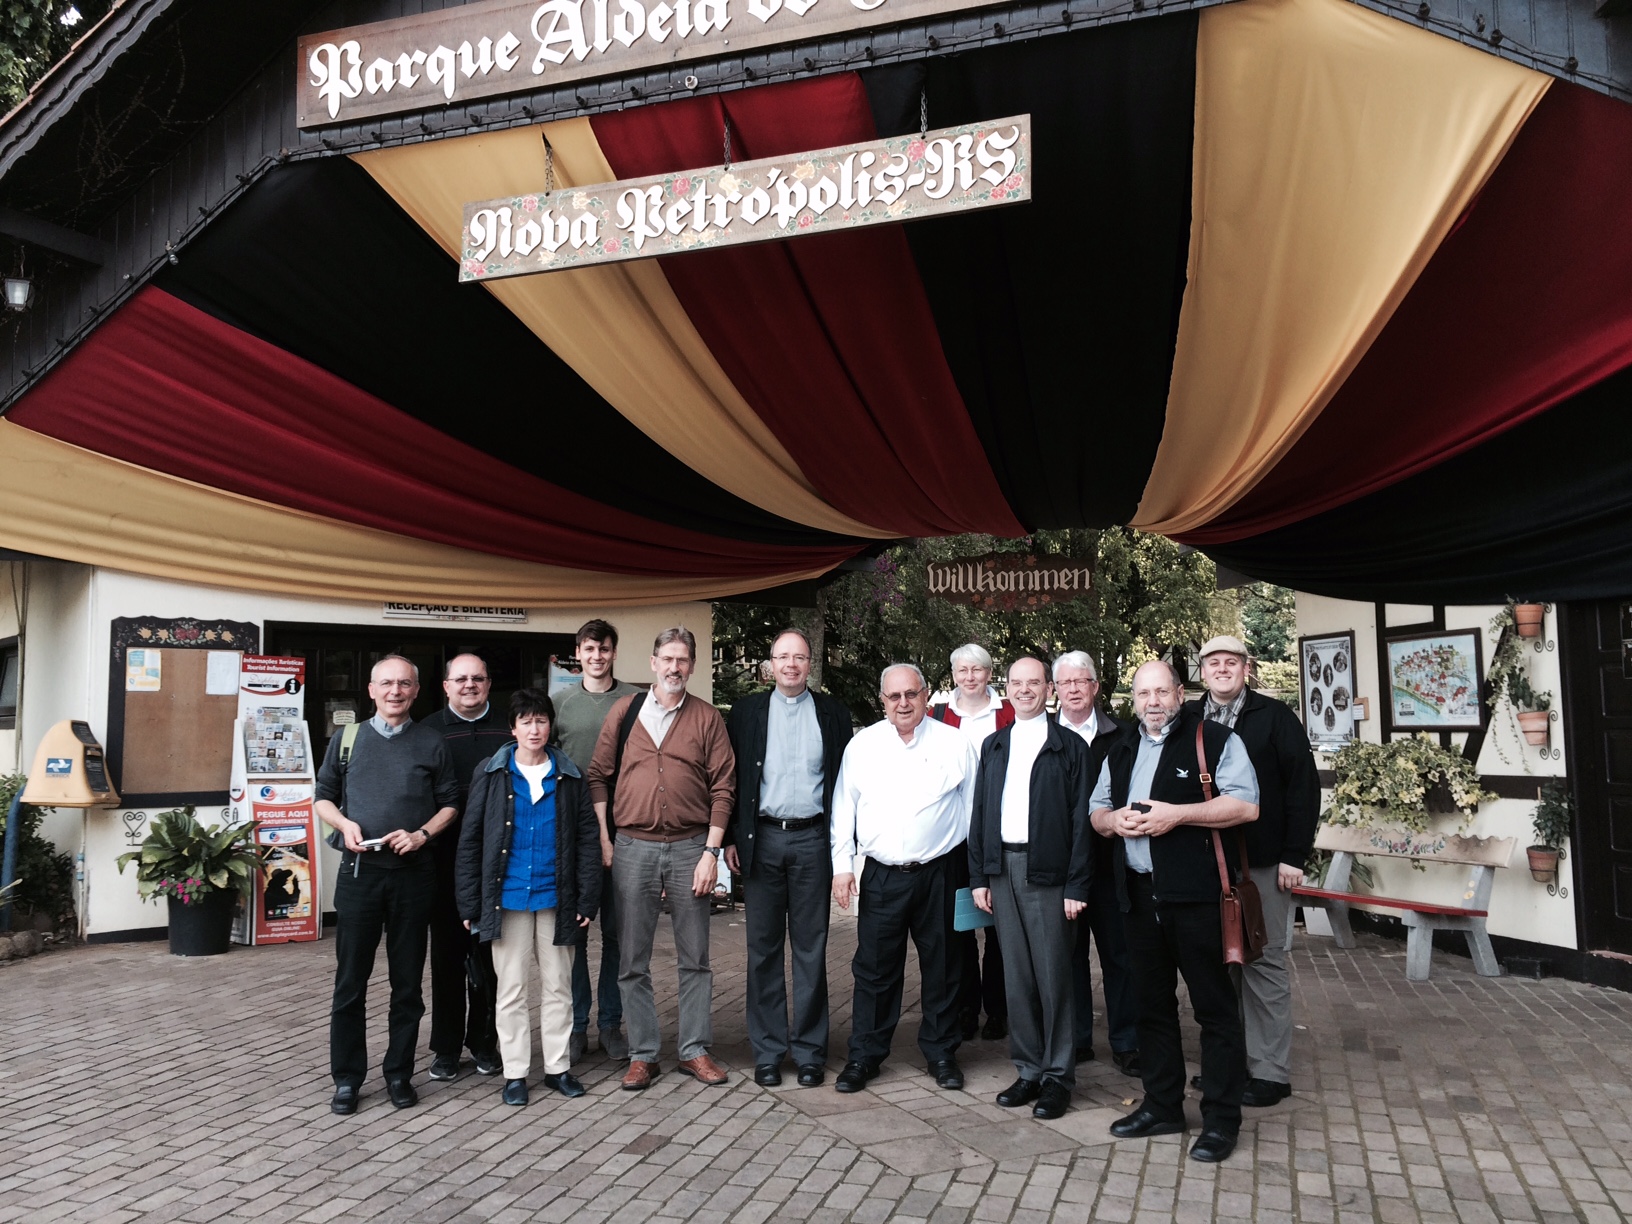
[8,287,858,577]
[592,75,1024,539]
[1182,82,1632,545]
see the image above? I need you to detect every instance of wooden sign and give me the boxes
[300,0,1017,128]
[460,116,1029,278]
[926,553,1093,612]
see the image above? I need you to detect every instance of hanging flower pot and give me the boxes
[1513,603,1545,638]
[1526,846,1559,884]
[1516,710,1550,745]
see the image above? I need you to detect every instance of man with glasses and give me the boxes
[316,654,459,1114]
[420,653,512,1081]
[554,620,640,1065]
[725,628,851,1088]
[1053,651,1139,1078]
[830,664,979,1095]
[1092,661,1259,1163]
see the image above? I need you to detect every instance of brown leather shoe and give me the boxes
[621,1060,660,1091]
[676,1053,729,1085]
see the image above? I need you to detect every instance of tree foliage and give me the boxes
[0,773,74,927]
[0,2,110,112]
[714,529,1237,725]
[1236,581,1297,662]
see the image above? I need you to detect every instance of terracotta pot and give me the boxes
[1516,710,1550,746]
[1514,603,1545,638]
[1526,845,1559,884]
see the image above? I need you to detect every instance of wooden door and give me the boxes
[1562,599,1632,956]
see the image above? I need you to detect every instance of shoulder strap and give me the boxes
[608,693,645,802]
[337,721,361,814]
[1195,721,1213,802]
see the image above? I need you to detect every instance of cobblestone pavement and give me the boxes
[3,906,1631,1224]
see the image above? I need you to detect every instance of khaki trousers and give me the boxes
[491,908,574,1080]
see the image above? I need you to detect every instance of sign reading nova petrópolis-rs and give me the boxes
[299,0,1020,127]
[460,117,1029,276]
[926,553,1093,612]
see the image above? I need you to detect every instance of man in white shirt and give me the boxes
[968,656,1093,1121]
[1054,651,1140,1078]
[831,664,979,1095]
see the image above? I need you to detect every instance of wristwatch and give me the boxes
[702,846,722,859]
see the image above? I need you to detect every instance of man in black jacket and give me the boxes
[1189,635,1320,1108]
[1091,660,1259,1163]
[968,656,1092,1121]
[419,653,513,1082]
[725,629,852,1088]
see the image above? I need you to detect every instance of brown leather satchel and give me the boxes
[1195,722,1268,966]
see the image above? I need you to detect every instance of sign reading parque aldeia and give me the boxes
[300,0,1012,127]
[926,553,1093,612]
[461,116,1029,277]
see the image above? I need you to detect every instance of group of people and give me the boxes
[314,621,1316,1165]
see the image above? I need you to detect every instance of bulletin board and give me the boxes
[105,617,260,806]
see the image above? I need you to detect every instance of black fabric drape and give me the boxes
[1204,367,1632,602]
[863,15,1197,529]
[158,159,857,550]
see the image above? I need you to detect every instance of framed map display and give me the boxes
[1299,632,1357,749]
[1384,629,1485,732]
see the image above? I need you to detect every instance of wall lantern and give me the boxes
[3,276,32,311]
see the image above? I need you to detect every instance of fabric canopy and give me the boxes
[2,0,1627,606]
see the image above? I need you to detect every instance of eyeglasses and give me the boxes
[882,688,925,703]
[771,654,810,664]
[374,679,417,689]
[448,674,489,684]
[1057,678,1097,688]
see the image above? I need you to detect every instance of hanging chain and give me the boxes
[723,116,733,169]
[543,135,555,194]
[919,87,928,137]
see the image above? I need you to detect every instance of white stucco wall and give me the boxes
[1296,593,1574,950]
[11,563,713,938]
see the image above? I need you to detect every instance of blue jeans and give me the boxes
[571,883,621,1032]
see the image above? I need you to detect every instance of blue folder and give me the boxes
[954,886,996,932]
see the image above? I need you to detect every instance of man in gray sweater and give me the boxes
[315,654,459,1116]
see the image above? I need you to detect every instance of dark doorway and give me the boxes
[263,622,576,759]
[1560,599,1632,956]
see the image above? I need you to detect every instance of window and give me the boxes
[0,637,17,730]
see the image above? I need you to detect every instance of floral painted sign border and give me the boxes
[459,115,1030,279]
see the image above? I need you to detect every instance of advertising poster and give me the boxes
[251,784,320,944]
[1299,632,1357,749]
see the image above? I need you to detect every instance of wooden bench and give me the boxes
[1290,824,1515,980]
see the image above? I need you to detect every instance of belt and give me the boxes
[759,814,822,831]
[1001,841,1029,853]
[879,860,929,873]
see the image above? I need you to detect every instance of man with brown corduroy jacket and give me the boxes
[587,626,736,1091]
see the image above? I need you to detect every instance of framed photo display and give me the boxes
[1299,632,1357,748]
[1383,629,1484,732]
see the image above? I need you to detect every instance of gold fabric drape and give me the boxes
[1132,0,1548,535]
[353,123,891,540]
[0,421,833,606]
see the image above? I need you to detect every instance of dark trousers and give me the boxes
[571,885,622,1032]
[429,845,497,1058]
[1073,869,1139,1054]
[991,850,1074,1084]
[1123,872,1247,1133]
[848,852,962,1065]
[330,858,434,1088]
[952,843,1006,1023]
[744,821,832,1067]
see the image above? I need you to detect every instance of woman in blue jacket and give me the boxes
[457,688,602,1105]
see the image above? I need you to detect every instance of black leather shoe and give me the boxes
[996,1077,1042,1108]
[472,1050,502,1076]
[1110,1108,1184,1138]
[928,1059,964,1090]
[502,1077,528,1106]
[542,1071,586,1098]
[1241,1078,1292,1107]
[796,1064,824,1087]
[1189,1129,1238,1162]
[330,1085,358,1115]
[1032,1078,1071,1120]
[386,1079,418,1109]
[754,1064,783,1087]
[1074,1045,1095,1065]
[428,1055,459,1081]
[834,1060,880,1093]
[981,1016,1008,1041]
[1112,1049,1142,1078]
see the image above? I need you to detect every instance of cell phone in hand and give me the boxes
[1131,802,1152,814]
[357,836,389,851]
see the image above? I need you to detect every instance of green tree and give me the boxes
[0,2,111,111]
[1237,582,1297,662]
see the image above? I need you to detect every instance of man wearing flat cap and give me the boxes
[1186,634,1319,1109]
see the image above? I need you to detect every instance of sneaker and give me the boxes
[428,1055,460,1081]
[600,1027,630,1062]
[472,1049,502,1076]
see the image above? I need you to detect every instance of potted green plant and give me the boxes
[116,806,261,956]
[1487,601,1553,753]
[1527,780,1572,883]
[1324,733,1496,840]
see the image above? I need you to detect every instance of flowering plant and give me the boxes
[116,806,261,905]
[1323,733,1495,838]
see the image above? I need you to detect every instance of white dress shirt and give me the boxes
[949,685,1003,749]
[1059,707,1099,747]
[999,713,1050,844]
[639,688,684,749]
[831,715,979,874]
